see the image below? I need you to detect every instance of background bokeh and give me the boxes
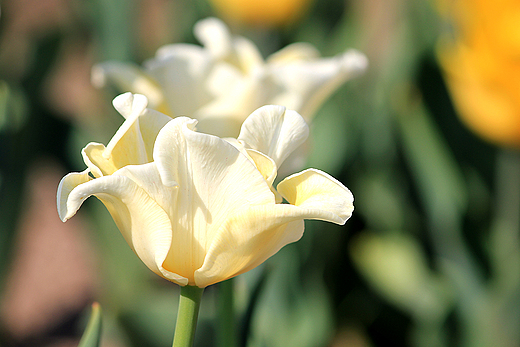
[1,0,518,346]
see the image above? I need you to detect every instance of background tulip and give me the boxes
[92,17,367,138]
[207,0,315,28]
[437,0,520,147]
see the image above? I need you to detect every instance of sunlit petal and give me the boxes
[145,44,214,117]
[153,117,275,283]
[91,62,166,110]
[57,169,92,222]
[270,49,368,118]
[64,171,188,286]
[238,105,309,167]
[277,168,354,224]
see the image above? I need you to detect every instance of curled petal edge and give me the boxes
[58,173,188,286]
[277,168,354,225]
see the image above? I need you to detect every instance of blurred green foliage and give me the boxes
[1,0,519,346]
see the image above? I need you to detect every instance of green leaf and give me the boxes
[79,302,103,347]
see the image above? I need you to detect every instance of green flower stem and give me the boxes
[217,279,237,347]
[173,285,205,347]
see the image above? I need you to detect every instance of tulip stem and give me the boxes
[173,285,205,347]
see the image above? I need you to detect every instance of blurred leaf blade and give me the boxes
[79,302,103,347]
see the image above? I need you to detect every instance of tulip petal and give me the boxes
[196,172,353,288]
[238,105,309,167]
[194,17,232,60]
[91,62,166,111]
[63,171,189,286]
[267,42,321,63]
[145,44,214,117]
[246,149,277,186]
[195,205,306,287]
[82,94,171,176]
[269,49,368,118]
[57,169,92,222]
[277,168,354,224]
[153,117,275,283]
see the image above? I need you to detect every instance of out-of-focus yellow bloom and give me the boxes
[57,93,354,288]
[92,17,367,138]
[207,0,313,27]
[437,0,520,147]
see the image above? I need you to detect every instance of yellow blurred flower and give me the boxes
[92,17,367,138]
[57,93,354,288]
[207,0,314,27]
[437,0,520,147]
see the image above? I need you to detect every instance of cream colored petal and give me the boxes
[91,62,166,110]
[82,143,116,177]
[145,44,214,117]
[194,70,275,138]
[269,49,368,118]
[82,93,169,176]
[205,63,243,99]
[233,37,265,73]
[222,141,281,201]
[57,169,92,222]
[277,168,354,225]
[195,204,307,287]
[63,172,188,286]
[246,149,282,203]
[267,42,321,63]
[246,149,277,185]
[115,163,178,220]
[153,117,275,284]
[193,17,232,60]
[196,197,354,287]
[104,93,149,165]
[196,175,354,287]
[238,105,309,167]
[112,92,148,120]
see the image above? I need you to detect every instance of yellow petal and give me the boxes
[277,168,354,225]
[238,105,309,167]
[63,169,188,286]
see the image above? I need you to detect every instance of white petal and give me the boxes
[267,42,321,63]
[145,44,214,116]
[105,93,149,161]
[153,117,275,284]
[277,168,354,224]
[193,17,232,60]
[91,62,165,109]
[269,49,368,118]
[64,172,189,286]
[57,169,92,221]
[195,205,306,287]
[197,182,354,287]
[194,70,275,137]
[238,105,309,167]
[112,92,149,120]
[233,37,265,72]
[81,93,171,177]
